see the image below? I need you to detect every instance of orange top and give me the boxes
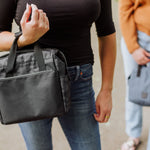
[119,0,150,53]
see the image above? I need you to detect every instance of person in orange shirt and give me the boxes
[119,0,150,150]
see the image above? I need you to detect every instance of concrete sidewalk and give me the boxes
[0,1,150,150]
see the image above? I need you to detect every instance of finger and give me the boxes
[99,111,105,123]
[94,114,102,123]
[104,114,110,122]
[21,3,32,23]
[45,16,50,28]
[31,4,39,21]
[143,57,150,64]
[144,51,150,57]
[138,55,150,65]
[139,61,147,65]
[94,113,100,122]
[43,13,47,22]
[39,10,45,22]
[94,103,100,121]
[38,9,43,13]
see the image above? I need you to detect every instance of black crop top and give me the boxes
[0,0,115,66]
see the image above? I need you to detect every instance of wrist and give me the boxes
[99,89,112,99]
[101,83,113,92]
[100,87,112,92]
[17,35,28,48]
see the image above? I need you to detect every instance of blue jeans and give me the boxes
[121,31,150,150]
[19,63,101,150]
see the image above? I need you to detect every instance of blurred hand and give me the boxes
[132,47,150,65]
[94,89,112,123]
[18,3,50,47]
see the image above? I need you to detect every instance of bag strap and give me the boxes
[6,31,47,76]
[137,65,147,77]
[6,31,68,76]
[137,65,142,77]
[6,31,22,75]
[34,44,46,71]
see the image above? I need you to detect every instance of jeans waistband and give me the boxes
[67,63,92,81]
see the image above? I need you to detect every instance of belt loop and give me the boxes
[74,66,80,81]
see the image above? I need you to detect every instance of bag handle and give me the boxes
[136,65,147,77]
[137,65,142,77]
[33,44,58,72]
[6,31,47,76]
[6,31,69,77]
[6,31,22,75]
[34,44,46,71]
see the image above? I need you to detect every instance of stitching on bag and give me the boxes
[0,70,59,81]
[54,60,67,111]
[0,56,53,69]
[1,58,51,68]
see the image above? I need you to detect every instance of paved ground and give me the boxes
[0,1,150,150]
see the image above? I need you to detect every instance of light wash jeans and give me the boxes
[19,63,101,150]
[121,31,150,150]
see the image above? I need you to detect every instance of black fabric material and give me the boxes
[0,0,115,66]
[34,44,46,71]
[0,35,71,125]
[6,31,22,76]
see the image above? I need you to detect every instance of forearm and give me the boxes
[98,33,116,91]
[0,31,30,51]
[0,31,15,51]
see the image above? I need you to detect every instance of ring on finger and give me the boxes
[105,115,109,120]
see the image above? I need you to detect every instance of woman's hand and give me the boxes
[18,3,50,48]
[94,89,112,123]
[132,47,150,65]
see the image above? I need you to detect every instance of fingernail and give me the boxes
[31,3,35,7]
[96,114,99,117]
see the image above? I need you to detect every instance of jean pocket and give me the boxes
[80,64,93,81]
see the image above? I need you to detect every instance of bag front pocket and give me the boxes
[0,70,65,124]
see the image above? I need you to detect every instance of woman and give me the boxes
[0,0,116,150]
[119,0,150,150]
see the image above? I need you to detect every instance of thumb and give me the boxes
[21,3,32,23]
[94,102,100,119]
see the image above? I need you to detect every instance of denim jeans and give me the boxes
[121,31,150,150]
[19,63,101,150]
